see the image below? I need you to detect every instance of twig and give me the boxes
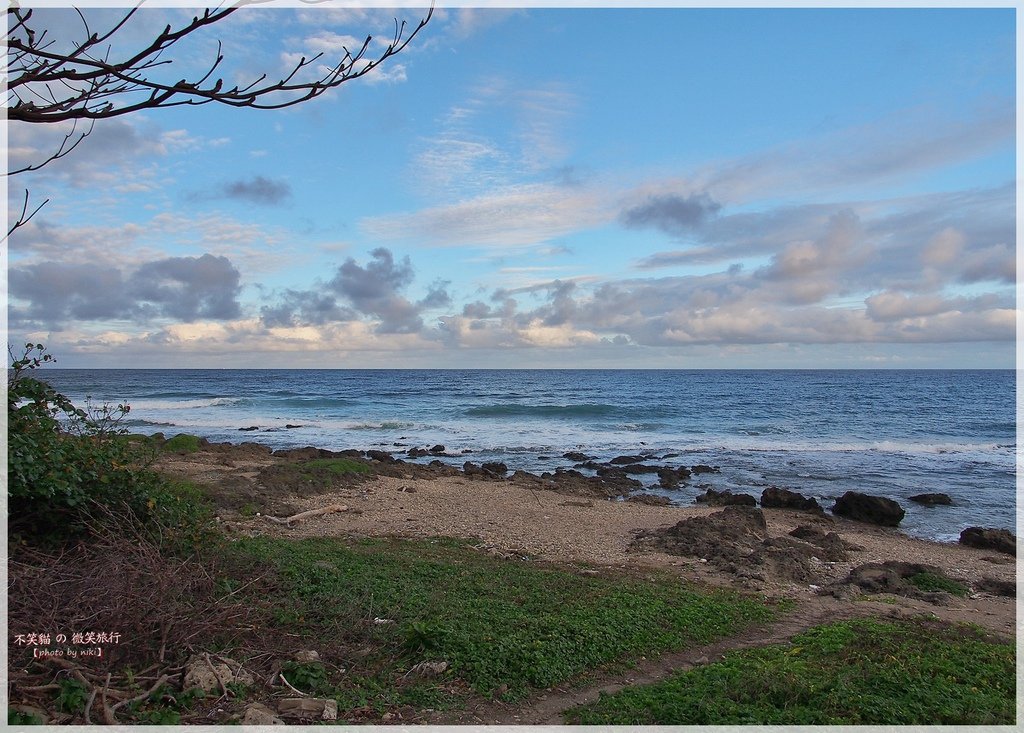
[84,672,107,724]
[203,652,231,699]
[264,504,348,525]
[110,674,169,714]
[278,672,307,697]
[19,683,61,692]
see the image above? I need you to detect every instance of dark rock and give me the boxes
[610,454,647,465]
[959,527,1015,555]
[634,506,768,566]
[695,488,757,507]
[285,424,303,429]
[239,426,260,432]
[618,463,662,475]
[786,525,852,561]
[909,493,953,506]
[430,444,446,454]
[760,486,821,512]
[540,467,639,499]
[833,561,961,604]
[974,577,1016,597]
[632,506,825,583]
[273,447,346,460]
[562,451,592,462]
[407,447,430,458]
[627,494,672,506]
[690,464,719,474]
[481,461,509,476]
[463,461,487,477]
[832,491,905,527]
[366,449,397,464]
[657,466,691,489]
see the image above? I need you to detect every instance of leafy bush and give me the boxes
[7,343,165,539]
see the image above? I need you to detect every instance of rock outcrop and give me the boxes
[832,491,904,527]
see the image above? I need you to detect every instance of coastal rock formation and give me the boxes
[657,466,692,489]
[632,506,839,584]
[760,486,822,512]
[562,451,593,462]
[535,467,640,499]
[366,450,398,464]
[832,491,905,527]
[909,493,953,506]
[788,525,859,561]
[823,561,963,605]
[959,527,1015,556]
[609,454,647,465]
[694,488,757,507]
[481,461,509,476]
[690,464,720,474]
[974,577,1016,597]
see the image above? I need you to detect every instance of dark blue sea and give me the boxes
[36,369,1017,543]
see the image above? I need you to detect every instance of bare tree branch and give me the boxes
[7,189,50,238]
[5,4,433,126]
[4,3,433,243]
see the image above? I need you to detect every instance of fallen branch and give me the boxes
[278,672,308,697]
[203,652,230,699]
[264,504,348,525]
[110,674,170,715]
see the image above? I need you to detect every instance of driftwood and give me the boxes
[263,505,347,525]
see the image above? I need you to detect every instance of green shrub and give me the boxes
[7,344,169,540]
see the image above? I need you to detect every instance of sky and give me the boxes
[4,4,1017,368]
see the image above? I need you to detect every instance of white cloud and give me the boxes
[362,183,611,248]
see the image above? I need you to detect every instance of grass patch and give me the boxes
[231,536,778,705]
[565,617,1015,725]
[162,433,202,453]
[907,571,968,597]
[301,457,372,476]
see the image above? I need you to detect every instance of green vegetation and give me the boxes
[565,617,1015,725]
[301,457,373,476]
[7,344,169,539]
[231,536,778,704]
[54,679,89,714]
[907,571,969,597]
[8,710,44,726]
[163,433,202,453]
[8,343,1012,726]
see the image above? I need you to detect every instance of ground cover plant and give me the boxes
[232,536,780,704]
[565,616,1015,725]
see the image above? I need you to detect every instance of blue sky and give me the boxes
[5,5,1016,368]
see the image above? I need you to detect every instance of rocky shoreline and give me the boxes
[151,435,1016,633]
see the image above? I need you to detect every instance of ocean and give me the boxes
[35,369,1016,543]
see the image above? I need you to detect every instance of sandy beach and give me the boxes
[157,442,1017,638]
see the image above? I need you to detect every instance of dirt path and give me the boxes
[431,594,990,725]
